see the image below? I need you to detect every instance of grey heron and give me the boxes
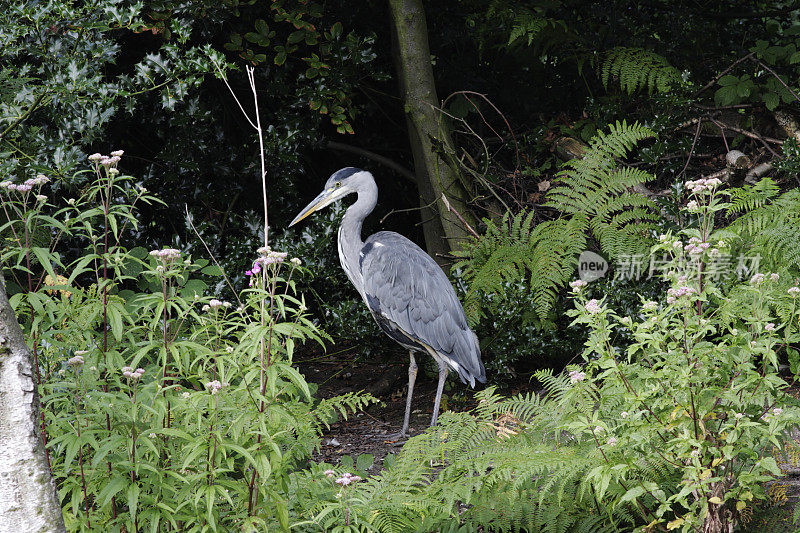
[289,167,486,437]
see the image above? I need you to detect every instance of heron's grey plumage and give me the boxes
[289,168,486,437]
[360,232,484,386]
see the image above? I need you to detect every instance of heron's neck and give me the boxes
[338,184,377,287]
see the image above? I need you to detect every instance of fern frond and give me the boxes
[727,179,800,274]
[455,122,657,324]
[601,47,681,94]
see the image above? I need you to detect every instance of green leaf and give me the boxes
[619,485,645,503]
[276,497,289,531]
[763,91,780,111]
[201,264,223,276]
[277,363,311,400]
[97,477,129,508]
[180,279,207,298]
[127,483,140,522]
[254,19,269,35]
[31,247,58,281]
[356,453,374,472]
[288,31,306,44]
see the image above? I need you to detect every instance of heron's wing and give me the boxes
[360,232,485,386]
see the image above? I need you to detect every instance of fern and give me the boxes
[297,386,674,532]
[507,11,567,48]
[600,47,682,94]
[454,122,658,324]
[726,179,800,274]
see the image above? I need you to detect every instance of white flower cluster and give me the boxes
[150,248,181,262]
[202,299,232,312]
[642,300,658,311]
[334,472,362,486]
[261,251,289,266]
[569,369,586,384]
[122,366,145,380]
[684,236,710,256]
[666,282,697,305]
[1,174,50,193]
[684,177,722,194]
[584,299,602,314]
[569,279,587,292]
[89,150,124,168]
[67,355,85,367]
[205,380,227,395]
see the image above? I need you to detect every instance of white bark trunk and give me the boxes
[0,271,65,532]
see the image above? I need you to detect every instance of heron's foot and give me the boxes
[385,429,411,445]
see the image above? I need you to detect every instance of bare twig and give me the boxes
[442,90,521,174]
[708,117,782,158]
[184,205,243,307]
[441,193,480,239]
[379,198,437,224]
[0,91,49,140]
[679,120,703,178]
[325,141,416,183]
[751,57,800,105]
[696,52,755,95]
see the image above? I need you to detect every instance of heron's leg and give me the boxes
[400,351,418,438]
[430,360,448,427]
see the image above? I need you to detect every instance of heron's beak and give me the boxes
[289,188,340,227]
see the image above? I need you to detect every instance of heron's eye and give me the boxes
[335,182,342,188]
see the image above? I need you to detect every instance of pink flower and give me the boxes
[569,279,587,291]
[334,472,362,486]
[569,370,586,384]
[585,299,602,314]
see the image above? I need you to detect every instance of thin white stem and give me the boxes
[209,58,257,130]
[247,66,269,247]
[209,57,269,247]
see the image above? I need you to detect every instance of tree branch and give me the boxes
[0,91,48,140]
[325,141,416,183]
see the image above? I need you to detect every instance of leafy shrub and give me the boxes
[292,175,800,533]
[560,175,800,531]
[2,155,374,531]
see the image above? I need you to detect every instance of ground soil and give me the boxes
[297,345,495,469]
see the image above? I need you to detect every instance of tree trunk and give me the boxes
[0,271,65,532]
[388,0,476,261]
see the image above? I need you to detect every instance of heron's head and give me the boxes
[289,167,373,226]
